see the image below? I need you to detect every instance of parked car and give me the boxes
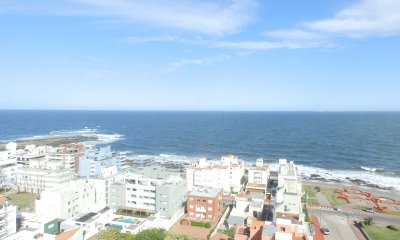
[321,227,330,235]
[365,207,375,213]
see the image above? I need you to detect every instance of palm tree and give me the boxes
[363,216,374,226]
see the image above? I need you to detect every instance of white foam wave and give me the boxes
[268,162,400,191]
[16,128,123,145]
[126,154,400,191]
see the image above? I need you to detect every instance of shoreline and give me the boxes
[0,136,98,150]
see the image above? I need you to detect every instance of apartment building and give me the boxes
[186,154,245,192]
[0,196,17,239]
[78,146,121,178]
[109,166,186,219]
[47,144,85,173]
[15,167,74,193]
[248,158,270,185]
[186,186,223,221]
[0,152,17,189]
[35,178,96,221]
[273,159,313,240]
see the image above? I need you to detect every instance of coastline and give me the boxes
[0,136,98,150]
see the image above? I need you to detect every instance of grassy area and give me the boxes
[363,225,400,240]
[302,185,319,204]
[303,185,317,198]
[7,192,38,209]
[321,188,348,205]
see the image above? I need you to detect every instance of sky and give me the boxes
[1,0,400,111]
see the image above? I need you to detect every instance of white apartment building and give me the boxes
[0,153,17,190]
[248,158,270,185]
[186,154,245,192]
[274,159,313,240]
[0,196,17,239]
[15,167,74,193]
[110,166,186,219]
[88,171,127,212]
[35,178,96,221]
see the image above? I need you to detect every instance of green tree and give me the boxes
[165,232,193,240]
[222,227,236,238]
[363,216,374,226]
[134,228,166,240]
[92,228,123,240]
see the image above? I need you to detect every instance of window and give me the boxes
[281,227,285,232]
[208,199,213,204]
[208,207,212,211]
[189,205,194,209]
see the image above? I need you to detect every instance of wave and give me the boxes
[128,154,400,191]
[15,128,123,145]
[360,166,385,172]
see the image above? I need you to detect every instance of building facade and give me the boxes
[35,178,96,221]
[186,187,223,221]
[186,154,245,192]
[109,166,186,219]
[0,196,17,239]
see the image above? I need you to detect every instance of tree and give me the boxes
[363,216,374,226]
[222,227,236,238]
[92,228,123,240]
[134,228,166,240]
[165,232,193,240]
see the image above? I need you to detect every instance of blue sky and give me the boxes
[1,0,400,111]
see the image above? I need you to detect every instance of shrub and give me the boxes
[190,221,210,228]
[387,225,399,231]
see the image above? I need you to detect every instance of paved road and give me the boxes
[308,206,400,225]
[316,192,331,206]
[319,214,358,240]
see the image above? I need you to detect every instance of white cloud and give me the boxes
[214,40,324,50]
[168,54,231,72]
[306,0,400,38]
[265,29,324,40]
[122,35,209,45]
[0,0,257,35]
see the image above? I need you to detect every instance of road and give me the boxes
[308,206,400,225]
[320,214,358,240]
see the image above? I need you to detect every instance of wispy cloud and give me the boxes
[168,54,231,72]
[305,0,400,38]
[0,0,257,35]
[221,0,400,51]
[122,35,209,45]
[214,40,328,50]
[264,0,400,42]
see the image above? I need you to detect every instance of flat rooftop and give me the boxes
[188,186,221,198]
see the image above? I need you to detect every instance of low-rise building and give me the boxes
[186,154,245,192]
[186,186,223,221]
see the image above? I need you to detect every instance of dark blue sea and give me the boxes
[0,110,399,189]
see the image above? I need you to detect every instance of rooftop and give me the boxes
[188,186,222,198]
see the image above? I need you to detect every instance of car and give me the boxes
[365,207,375,213]
[321,227,330,235]
[334,206,342,211]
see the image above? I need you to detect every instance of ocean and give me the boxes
[0,110,399,190]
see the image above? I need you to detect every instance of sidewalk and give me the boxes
[311,215,325,240]
[348,220,368,240]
